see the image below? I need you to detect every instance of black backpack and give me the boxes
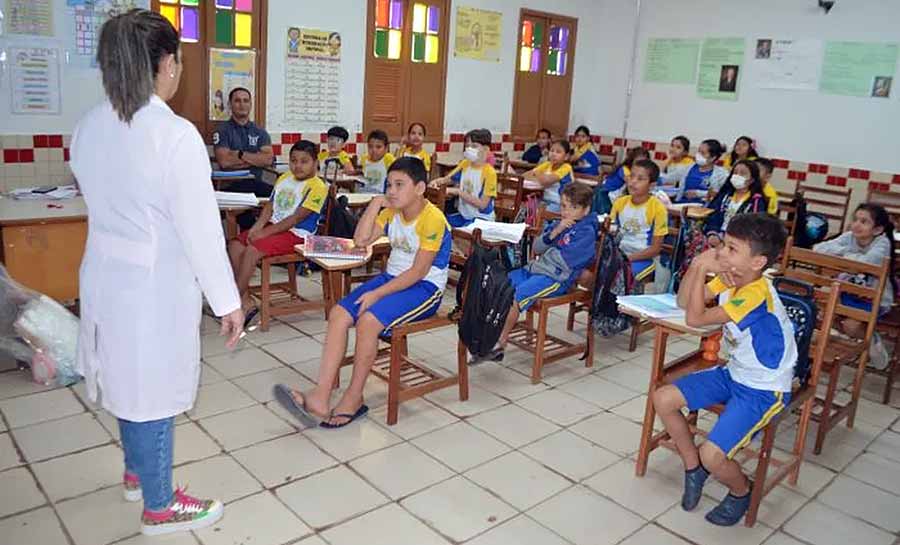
[457,244,516,358]
[324,195,358,238]
[501,201,533,271]
[590,233,634,337]
[772,277,817,387]
[790,195,828,249]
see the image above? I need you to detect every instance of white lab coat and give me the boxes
[71,95,240,422]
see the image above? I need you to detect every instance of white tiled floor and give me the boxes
[1,289,900,545]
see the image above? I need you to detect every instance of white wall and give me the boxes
[626,0,900,173]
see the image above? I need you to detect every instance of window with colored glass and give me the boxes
[374,0,403,60]
[411,3,439,63]
[158,0,201,43]
[518,19,542,73]
[213,0,253,47]
[546,26,568,76]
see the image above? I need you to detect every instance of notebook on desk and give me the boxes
[302,236,369,260]
[617,293,684,319]
[212,169,252,178]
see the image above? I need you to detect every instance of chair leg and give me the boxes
[585,320,595,368]
[814,363,841,455]
[628,319,641,352]
[746,425,776,527]
[531,306,549,384]
[790,397,814,485]
[457,338,469,401]
[884,352,898,405]
[847,353,869,428]
[287,263,298,296]
[386,334,403,426]
[260,259,272,332]
[566,303,576,332]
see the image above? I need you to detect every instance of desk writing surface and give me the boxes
[0,197,88,225]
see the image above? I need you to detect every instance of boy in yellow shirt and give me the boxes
[430,128,497,227]
[610,159,668,284]
[358,129,395,193]
[318,125,354,177]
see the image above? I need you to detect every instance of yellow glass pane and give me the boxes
[160,4,178,30]
[160,0,176,3]
[519,47,531,71]
[425,35,438,63]
[235,12,252,47]
[412,3,426,33]
[388,29,402,59]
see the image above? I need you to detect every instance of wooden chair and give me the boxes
[495,173,525,222]
[796,182,852,236]
[779,237,890,453]
[506,210,607,383]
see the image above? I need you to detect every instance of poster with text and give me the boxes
[209,48,256,121]
[6,0,53,36]
[11,48,61,115]
[297,28,342,60]
[284,28,341,127]
[697,38,745,101]
[643,38,701,84]
[454,6,502,62]
[752,39,823,90]
[820,41,898,98]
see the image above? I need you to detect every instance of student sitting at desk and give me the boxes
[523,139,574,213]
[661,139,728,203]
[569,125,601,176]
[318,125,355,178]
[212,87,274,193]
[754,157,780,216]
[663,135,694,176]
[228,140,327,326]
[397,122,431,172]
[274,157,451,428]
[429,129,497,227]
[610,159,668,286]
[704,160,768,247]
[358,129,395,193]
[722,135,758,170]
[602,146,650,201]
[653,214,795,527]
[522,128,552,164]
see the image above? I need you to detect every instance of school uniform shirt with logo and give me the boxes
[318,150,352,177]
[708,275,798,392]
[610,195,669,256]
[398,146,431,172]
[664,164,728,202]
[359,152,396,193]
[534,161,574,207]
[270,172,328,237]
[571,143,601,175]
[449,159,498,220]
[376,201,452,291]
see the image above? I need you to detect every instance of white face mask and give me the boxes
[730,174,748,190]
[694,152,708,166]
[463,146,481,162]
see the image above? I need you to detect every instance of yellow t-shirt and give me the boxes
[397,146,432,172]
[359,152,396,193]
[610,194,669,256]
[448,159,498,220]
[375,201,452,290]
[762,182,778,215]
[318,150,352,172]
[722,154,757,170]
[533,161,575,206]
[664,156,694,173]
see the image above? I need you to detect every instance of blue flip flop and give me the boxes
[243,307,260,329]
[272,384,321,427]
[320,404,369,429]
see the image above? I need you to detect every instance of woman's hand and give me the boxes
[220,308,244,349]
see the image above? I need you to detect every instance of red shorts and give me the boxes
[236,230,304,257]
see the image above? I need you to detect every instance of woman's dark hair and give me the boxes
[729,135,758,165]
[290,139,318,160]
[97,9,179,123]
[327,126,350,142]
[561,181,594,209]
[701,139,726,161]
[632,158,660,183]
[407,122,426,136]
[671,135,690,152]
[466,128,492,147]
[856,203,898,292]
[551,139,571,155]
[614,146,650,173]
[574,125,591,137]
[388,156,428,184]
[367,129,389,146]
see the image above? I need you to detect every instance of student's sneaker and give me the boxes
[681,464,709,511]
[467,344,505,365]
[705,483,752,526]
[869,332,890,371]
[140,488,224,536]
[123,472,142,503]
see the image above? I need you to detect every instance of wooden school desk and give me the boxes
[0,198,88,302]
[295,237,391,314]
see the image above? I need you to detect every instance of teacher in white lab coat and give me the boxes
[71,10,243,538]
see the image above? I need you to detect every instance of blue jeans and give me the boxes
[118,417,175,511]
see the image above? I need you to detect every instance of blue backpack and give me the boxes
[772,277,817,387]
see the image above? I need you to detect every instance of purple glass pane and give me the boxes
[215,0,233,8]
[180,7,199,40]
[530,50,540,72]
[548,27,559,49]
[558,27,569,51]
[389,0,403,29]
[558,51,567,75]
[427,5,439,32]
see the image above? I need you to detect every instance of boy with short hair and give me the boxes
[228,140,327,326]
[652,213,795,526]
[318,125,354,176]
[358,129,395,193]
[274,157,451,428]
[609,158,668,284]
[484,183,599,362]
[755,157,779,215]
[430,128,498,227]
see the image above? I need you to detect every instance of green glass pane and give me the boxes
[412,33,425,61]
[547,49,559,74]
[180,0,199,5]
[374,28,388,57]
[215,10,233,44]
[532,23,543,48]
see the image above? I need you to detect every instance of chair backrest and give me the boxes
[532,209,609,283]
[803,279,842,395]
[796,182,851,235]
[772,277,818,385]
[425,184,447,211]
[495,174,525,221]
[319,182,340,234]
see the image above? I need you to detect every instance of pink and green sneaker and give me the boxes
[140,488,224,536]
[123,472,142,503]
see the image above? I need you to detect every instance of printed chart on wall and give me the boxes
[454,6,502,62]
[284,28,341,126]
[209,48,257,121]
[697,38,745,101]
[5,0,53,36]
[10,48,61,115]
[643,38,701,84]
[66,0,148,65]
[820,41,898,98]
[752,39,823,91]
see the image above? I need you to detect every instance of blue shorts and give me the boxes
[447,213,474,228]
[508,268,568,312]
[674,367,790,459]
[631,258,655,282]
[338,273,443,332]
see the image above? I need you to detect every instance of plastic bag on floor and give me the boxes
[0,266,80,387]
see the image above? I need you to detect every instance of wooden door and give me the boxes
[510,14,547,138]
[540,17,576,138]
[404,0,450,140]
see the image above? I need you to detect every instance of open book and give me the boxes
[214,191,260,207]
[303,235,369,260]
[455,219,528,244]
[212,169,252,178]
[617,293,684,319]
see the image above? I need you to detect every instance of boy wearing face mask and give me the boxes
[704,159,768,248]
[429,128,497,227]
[318,126,355,178]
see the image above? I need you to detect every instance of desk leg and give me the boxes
[636,326,669,477]
[224,211,239,240]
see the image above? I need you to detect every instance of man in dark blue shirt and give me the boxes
[213,87,274,196]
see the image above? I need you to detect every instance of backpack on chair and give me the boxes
[790,195,828,249]
[502,195,538,271]
[772,277,817,387]
[324,195,358,238]
[589,232,634,337]
[456,243,516,358]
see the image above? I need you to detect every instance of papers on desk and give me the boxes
[617,293,684,319]
[212,169,252,178]
[10,185,78,200]
[456,219,528,244]
[215,191,260,207]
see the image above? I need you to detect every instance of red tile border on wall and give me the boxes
[869,182,889,192]
[826,175,847,187]
[449,133,465,143]
[33,135,49,148]
[3,150,18,163]
[48,135,64,148]
[64,148,70,162]
[848,168,870,180]
[513,142,525,151]
[893,174,900,184]
[19,149,34,163]
[772,159,789,169]
[654,151,667,161]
